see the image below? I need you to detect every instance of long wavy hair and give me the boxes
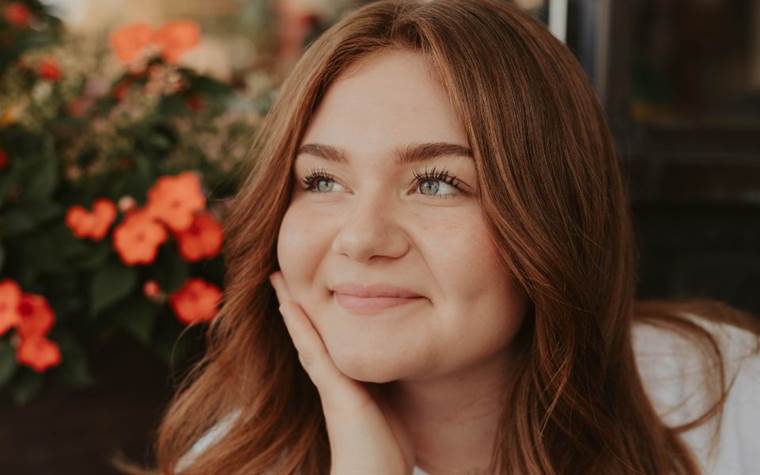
[116,1,760,474]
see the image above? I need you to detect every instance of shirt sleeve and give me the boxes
[634,316,760,475]
[700,339,760,474]
[176,409,241,473]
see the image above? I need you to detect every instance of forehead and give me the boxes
[300,49,469,152]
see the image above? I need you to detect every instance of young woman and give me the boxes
[119,1,760,474]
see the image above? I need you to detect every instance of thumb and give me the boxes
[269,272,369,407]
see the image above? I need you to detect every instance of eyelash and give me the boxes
[299,166,465,200]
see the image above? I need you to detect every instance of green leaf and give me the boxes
[0,199,63,237]
[107,296,158,345]
[11,370,43,406]
[134,154,153,178]
[23,155,59,200]
[0,172,14,207]
[90,261,138,317]
[157,95,187,116]
[56,353,94,388]
[73,242,112,270]
[50,224,91,259]
[154,247,189,293]
[0,339,17,387]
[0,243,5,273]
[1,207,37,236]
[186,74,233,96]
[19,232,69,273]
[115,163,153,200]
[148,133,172,150]
[53,333,94,388]
[26,200,64,221]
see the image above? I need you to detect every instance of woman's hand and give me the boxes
[269,271,415,475]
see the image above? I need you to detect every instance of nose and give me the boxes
[330,187,409,263]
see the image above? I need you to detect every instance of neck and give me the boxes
[384,348,515,475]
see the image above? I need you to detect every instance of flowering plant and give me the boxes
[0,1,269,404]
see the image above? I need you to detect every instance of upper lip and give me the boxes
[331,283,422,298]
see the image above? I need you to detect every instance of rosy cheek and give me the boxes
[277,211,327,295]
[277,214,305,271]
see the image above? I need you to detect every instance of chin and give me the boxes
[329,346,405,383]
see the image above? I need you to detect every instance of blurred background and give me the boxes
[0,0,758,473]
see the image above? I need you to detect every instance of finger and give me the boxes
[269,272,330,377]
[268,272,360,402]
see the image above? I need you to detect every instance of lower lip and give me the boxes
[333,292,423,314]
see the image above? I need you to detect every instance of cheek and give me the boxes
[276,207,308,270]
[426,215,507,300]
[276,206,330,304]
[426,217,527,362]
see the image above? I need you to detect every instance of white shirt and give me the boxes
[632,316,760,474]
[178,315,760,474]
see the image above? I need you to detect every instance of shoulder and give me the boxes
[176,408,296,474]
[178,409,432,475]
[632,313,760,474]
[176,409,242,473]
[178,408,433,475]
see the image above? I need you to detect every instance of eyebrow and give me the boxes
[296,142,473,165]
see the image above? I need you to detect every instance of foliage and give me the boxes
[0,0,270,405]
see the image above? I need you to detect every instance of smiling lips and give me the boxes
[330,283,424,314]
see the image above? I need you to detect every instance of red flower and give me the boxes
[112,79,132,101]
[16,336,62,372]
[0,281,60,372]
[109,20,200,65]
[4,3,31,28]
[65,198,117,241]
[175,212,223,262]
[154,20,201,64]
[169,278,222,324]
[109,23,155,64]
[0,279,22,336]
[0,148,8,169]
[66,96,92,117]
[37,58,62,82]
[112,209,168,265]
[145,172,206,232]
[185,95,203,111]
[16,293,55,339]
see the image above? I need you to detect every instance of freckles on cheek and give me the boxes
[277,209,315,269]
[277,206,336,296]
[437,220,505,294]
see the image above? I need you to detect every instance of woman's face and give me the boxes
[277,49,527,383]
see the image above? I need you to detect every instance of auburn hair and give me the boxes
[115,1,760,474]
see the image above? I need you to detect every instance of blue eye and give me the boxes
[300,167,338,193]
[411,166,463,199]
[300,166,464,199]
